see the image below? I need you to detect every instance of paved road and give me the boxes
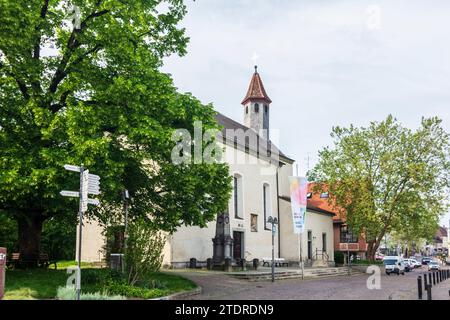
[170,266,450,300]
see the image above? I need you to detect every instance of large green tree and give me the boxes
[309,115,450,261]
[0,0,231,262]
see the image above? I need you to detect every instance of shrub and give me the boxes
[57,286,125,300]
[125,219,166,285]
[334,251,344,264]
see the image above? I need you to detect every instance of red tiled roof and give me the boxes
[241,67,272,105]
[307,183,346,221]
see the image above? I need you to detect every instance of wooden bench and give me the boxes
[261,257,289,267]
[7,252,57,269]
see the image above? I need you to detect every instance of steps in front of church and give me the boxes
[228,267,362,281]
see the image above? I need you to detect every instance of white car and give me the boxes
[428,261,440,271]
[409,258,421,268]
[383,256,405,275]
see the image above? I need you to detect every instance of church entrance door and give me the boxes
[233,231,243,260]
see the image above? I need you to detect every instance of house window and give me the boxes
[322,233,327,253]
[254,103,259,113]
[234,174,243,219]
[263,183,271,230]
[251,214,258,232]
[340,225,358,243]
[320,192,329,198]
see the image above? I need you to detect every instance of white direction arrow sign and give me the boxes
[88,174,100,181]
[60,190,80,198]
[64,164,81,172]
[87,198,100,205]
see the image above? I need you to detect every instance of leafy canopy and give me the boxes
[0,0,231,233]
[309,115,450,252]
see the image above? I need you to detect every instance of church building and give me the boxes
[79,67,335,268]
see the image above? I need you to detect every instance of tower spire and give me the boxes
[241,67,272,105]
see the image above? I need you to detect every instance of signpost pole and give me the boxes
[76,165,84,301]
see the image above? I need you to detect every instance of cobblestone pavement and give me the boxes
[168,267,450,300]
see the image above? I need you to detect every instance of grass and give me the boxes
[4,267,196,300]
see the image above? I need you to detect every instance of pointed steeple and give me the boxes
[241,66,272,105]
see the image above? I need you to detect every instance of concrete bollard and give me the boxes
[426,284,432,300]
[206,258,213,270]
[417,276,422,300]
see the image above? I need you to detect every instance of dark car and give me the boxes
[422,257,432,265]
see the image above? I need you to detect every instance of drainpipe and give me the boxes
[276,165,281,258]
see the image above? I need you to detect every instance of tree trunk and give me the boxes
[17,212,44,267]
[366,241,376,262]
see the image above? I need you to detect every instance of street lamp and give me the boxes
[267,216,278,283]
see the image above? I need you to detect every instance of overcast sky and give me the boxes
[162,0,450,226]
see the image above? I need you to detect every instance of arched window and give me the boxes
[263,183,271,230]
[234,174,243,219]
[254,103,259,113]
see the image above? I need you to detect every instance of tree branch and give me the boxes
[47,7,109,98]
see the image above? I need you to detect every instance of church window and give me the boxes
[254,103,259,113]
[263,183,271,230]
[264,105,268,113]
[234,174,243,219]
[246,106,248,114]
[251,214,258,232]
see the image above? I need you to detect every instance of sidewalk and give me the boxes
[424,281,450,300]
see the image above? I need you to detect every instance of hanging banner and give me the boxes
[289,176,308,234]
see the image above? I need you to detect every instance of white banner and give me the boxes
[289,176,308,234]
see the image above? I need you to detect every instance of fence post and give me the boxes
[429,273,432,287]
[426,284,432,300]
[417,276,422,300]
[432,272,436,285]
[424,274,428,289]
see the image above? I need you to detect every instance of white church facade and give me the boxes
[79,68,335,268]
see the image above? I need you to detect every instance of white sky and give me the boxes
[162,0,450,227]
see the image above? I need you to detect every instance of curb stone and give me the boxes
[149,286,202,300]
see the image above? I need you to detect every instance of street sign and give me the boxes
[88,174,100,181]
[80,169,89,210]
[59,164,101,301]
[87,198,100,205]
[60,190,80,198]
[64,164,81,172]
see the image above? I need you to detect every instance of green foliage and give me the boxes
[125,218,166,285]
[41,215,76,260]
[5,267,195,299]
[334,251,344,264]
[56,286,124,300]
[309,115,450,260]
[0,0,232,254]
[0,213,18,253]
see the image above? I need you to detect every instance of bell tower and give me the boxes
[242,66,272,140]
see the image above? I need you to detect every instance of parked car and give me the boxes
[403,259,414,271]
[422,257,432,265]
[428,261,440,271]
[409,258,421,268]
[383,256,405,275]
[375,253,384,261]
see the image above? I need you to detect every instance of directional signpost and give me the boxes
[61,164,100,300]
